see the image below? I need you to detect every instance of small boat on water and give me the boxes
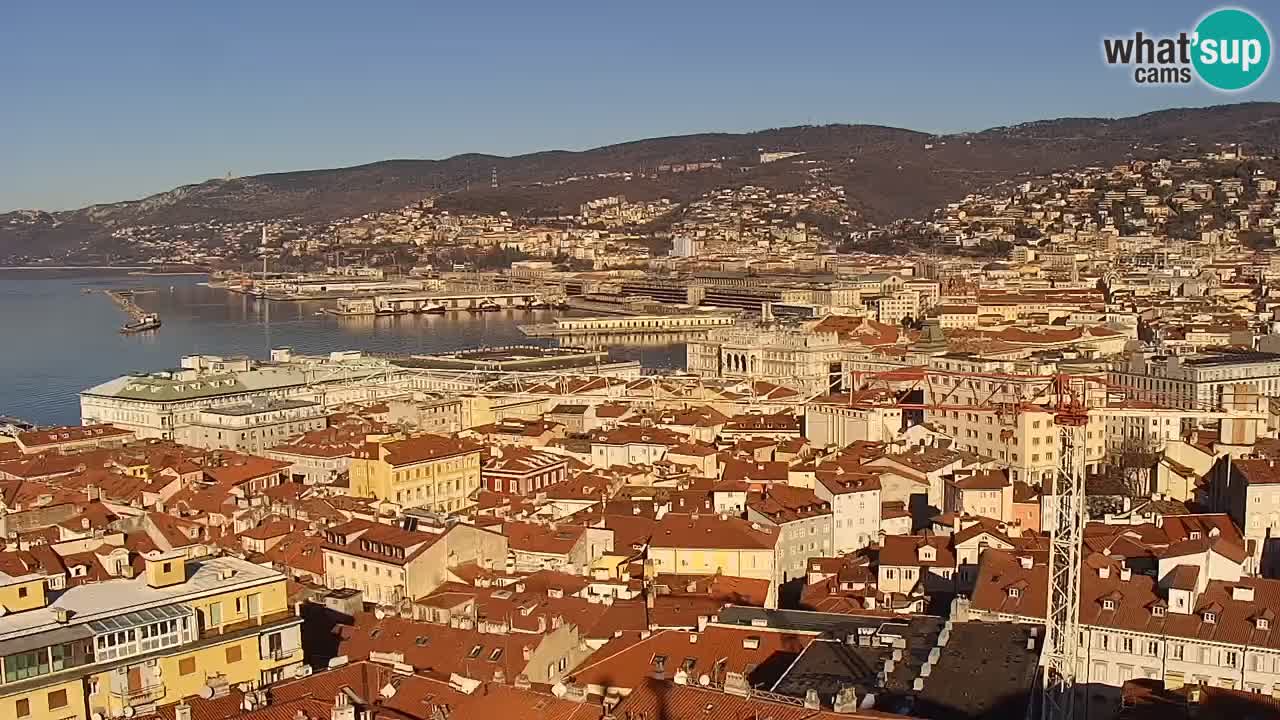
[528,297,552,310]
[422,301,447,314]
[120,313,162,334]
[81,288,94,294]
[469,299,501,312]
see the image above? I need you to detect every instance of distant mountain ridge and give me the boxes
[4,102,1279,259]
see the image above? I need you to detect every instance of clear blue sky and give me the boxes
[2,1,1278,211]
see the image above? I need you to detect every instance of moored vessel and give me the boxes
[120,313,162,333]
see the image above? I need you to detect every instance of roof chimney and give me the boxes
[331,694,354,720]
[803,689,821,710]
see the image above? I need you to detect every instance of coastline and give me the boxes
[0,266,208,275]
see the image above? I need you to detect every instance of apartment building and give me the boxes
[261,427,366,485]
[804,395,903,447]
[348,433,483,512]
[876,534,957,596]
[383,396,464,435]
[971,548,1280,704]
[502,521,613,573]
[322,519,506,606]
[647,513,782,608]
[813,471,882,553]
[875,289,921,325]
[922,356,1105,484]
[1102,406,1199,458]
[0,552,303,720]
[177,400,325,453]
[589,427,684,468]
[1109,350,1280,410]
[945,469,1014,522]
[482,447,569,495]
[866,447,989,516]
[14,425,136,455]
[1202,457,1280,575]
[745,486,833,584]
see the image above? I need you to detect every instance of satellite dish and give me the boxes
[551,682,568,698]
[374,607,386,620]
[123,707,135,718]
[698,674,711,687]
[198,686,214,700]
[92,713,105,720]
[673,669,688,685]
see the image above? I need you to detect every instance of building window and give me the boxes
[206,602,222,627]
[16,699,29,717]
[4,651,49,683]
[179,657,196,675]
[226,645,241,663]
[47,690,67,710]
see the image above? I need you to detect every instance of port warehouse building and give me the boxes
[80,348,643,441]
[78,352,423,441]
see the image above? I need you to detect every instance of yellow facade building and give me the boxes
[646,513,781,608]
[322,518,506,608]
[348,433,483,513]
[0,550,302,720]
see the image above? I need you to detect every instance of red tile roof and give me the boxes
[571,626,813,691]
[972,549,1280,650]
[650,513,780,551]
[17,424,133,448]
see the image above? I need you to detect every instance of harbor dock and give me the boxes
[520,313,736,338]
[329,291,564,316]
[105,289,162,332]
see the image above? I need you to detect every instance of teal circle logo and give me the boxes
[1192,8,1271,91]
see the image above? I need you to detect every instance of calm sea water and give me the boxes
[0,271,684,426]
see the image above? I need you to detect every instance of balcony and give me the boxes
[199,610,295,641]
[264,646,298,662]
[112,683,166,704]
